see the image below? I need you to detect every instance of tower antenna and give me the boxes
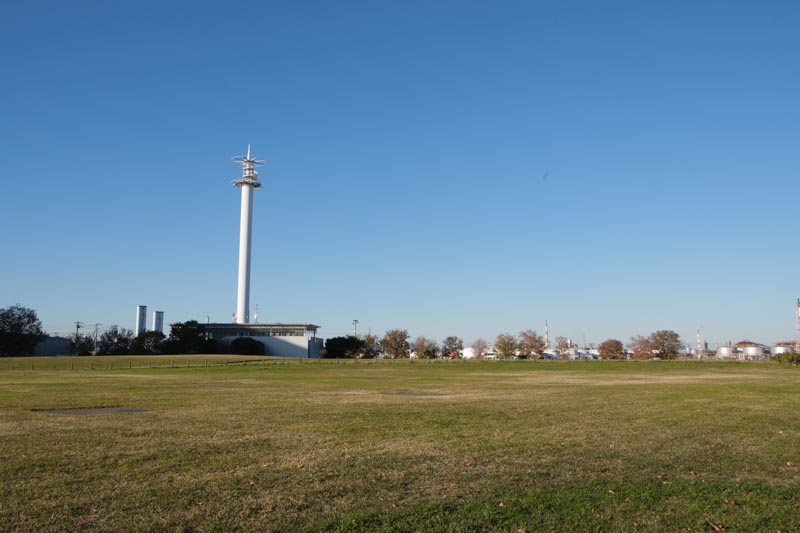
[232,145,264,324]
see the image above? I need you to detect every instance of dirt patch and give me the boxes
[392,391,446,397]
[36,407,152,415]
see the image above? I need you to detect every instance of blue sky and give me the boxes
[1,1,798,347]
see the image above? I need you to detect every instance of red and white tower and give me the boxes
[696,328,702,359]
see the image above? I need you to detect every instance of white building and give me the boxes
[204,323,322,358]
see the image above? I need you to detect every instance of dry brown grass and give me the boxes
[1,359,799,531]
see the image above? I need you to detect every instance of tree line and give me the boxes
[325,329,686,361]
[323,330,466,359]
[0,304,779,362]
[86,321,267,356]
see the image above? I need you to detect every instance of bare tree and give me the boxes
[494,333,518,359]
[381,329,410,359]
[442,336,464,358]
[598,338,625,360]
[555,336,571,360]
[471,338,488,360]
[362,333,380,359]
[630,335,653,360]
[518,330,545,359]
[413,336,439,359]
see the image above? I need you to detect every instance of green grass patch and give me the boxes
[1,359,799,530]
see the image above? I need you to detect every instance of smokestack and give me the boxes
[135,305,147,336]
[152,311,164,334]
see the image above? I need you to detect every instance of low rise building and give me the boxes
[203,323,322,358]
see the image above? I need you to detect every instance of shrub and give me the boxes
[230,337,265,356]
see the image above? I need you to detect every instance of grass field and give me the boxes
[1,357,799,531]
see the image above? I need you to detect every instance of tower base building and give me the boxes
[204,323,322,358]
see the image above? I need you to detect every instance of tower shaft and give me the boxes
[236,183,254,324]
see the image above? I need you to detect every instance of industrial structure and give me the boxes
[135,305,147,336]
[152,311,164,334]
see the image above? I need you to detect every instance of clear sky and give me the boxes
[1,1,798,348]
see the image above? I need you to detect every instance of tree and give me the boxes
[630,335,653,360]
[494,333,518,359]
[471,338,488,360]
[518,330,545,359]
[130,331,165,355]
[413,336,439,359]
[0,304,46,356]
[598,338,625,360]
[381,329,410,359]
[198,338,221,354]
[98,325,134,355]
[231,337,265,355]
[555,336,571,360]
[74,334,95,356]
[649,330,682,360]
[362,334,380,359]
[324,336,364,358]
[442,336,464,358]
[161,320,205,354]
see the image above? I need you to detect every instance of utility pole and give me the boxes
[74,321,83,355]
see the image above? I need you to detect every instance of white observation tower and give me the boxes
[232,145,263,324]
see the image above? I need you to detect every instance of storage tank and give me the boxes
[773,345,794,355]
[716,345,735,359]
[742,345,763,360]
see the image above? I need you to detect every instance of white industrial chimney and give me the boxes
[135,305,148,336]
[152,311,164,334]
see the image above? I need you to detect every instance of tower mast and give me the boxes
[232,145,264,324]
